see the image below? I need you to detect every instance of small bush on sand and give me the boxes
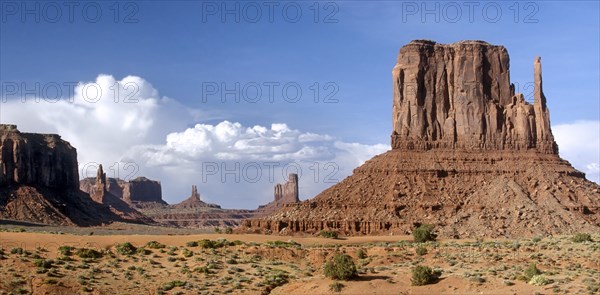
[411,265,440,286]
[572,233,592,243]
[529,274,549,286]
[329,282,344,292]
[76,248,102,259]
[162,280,186,291]
[320,230,339,239]
[146,241,166,249]
[413,224,437,243]
[521,263,542,281]
[324,253,357,280]
[356,249,367,259]
[415,245,428,256]
[115,242,137,255]
[58,246,74,256]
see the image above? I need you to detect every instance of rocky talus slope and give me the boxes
[243,40,600,238]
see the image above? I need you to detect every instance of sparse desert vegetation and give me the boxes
[1,228,599,294]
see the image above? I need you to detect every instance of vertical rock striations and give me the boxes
[257,174,300,215]
[80,176,166,206]
[243,40,600,238]
[123,177,164,205]
[0,124,79,189]
[0,125,149,225]
[390,40,557,153]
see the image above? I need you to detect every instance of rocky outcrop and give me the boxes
[174,185,220,209]
[80,176,166,207]
[243,40,600,238]
[86,165,154,224]
[0,124,79,189]
[138,185,256,228]
[391,40,557,154]
[123,177,164,204]
[90,165,107,203]
[256,174,300,215]
[0,125,144,226]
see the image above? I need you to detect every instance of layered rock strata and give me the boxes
[243,40,600,238]
[138,185,255,228]
[256,174,300,215]
[0,125,146,225]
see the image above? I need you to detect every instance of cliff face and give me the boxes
[243,40,600,238]
[124,177,163,204]
[391,40,557,153]
[80,176,166,206]
[256,174,300,215]
[0,125,143,226]
[0,124,79,189]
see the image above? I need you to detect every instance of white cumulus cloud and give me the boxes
[553,120,600,183]
[1,74,390,208]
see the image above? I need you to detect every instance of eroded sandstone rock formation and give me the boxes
[391,40,556,153]
[243,40,600,238]
[256,174,300,216]
[85,165,153,223]
[80,175,166,207]
[174,185,220,209]
[0,125,146,225]
[138,185,256,228]
[0,124,78,189]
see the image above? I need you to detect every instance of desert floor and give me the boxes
[0,221,598,295]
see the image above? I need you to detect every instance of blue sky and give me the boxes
[1,1,599,208]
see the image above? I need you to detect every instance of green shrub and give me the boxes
[415,245,428,256]
[265,240,301,248]
[198,239,232,249]
[320,230,339,239]
[523,263,542,281]
[324,253,357,280]
[262,271,289,288]
[186,241,198,247]
[529,274,549,286]
[356,249,367,259]
[572,233,592,243]
[145,241,166,249]
[162,280,186,291]
[116,242,137,255]
[76,248,102,259]
[411,265,440,286]
[10,248,24,255]
[329,282,344,292]
[136,247,151,255]
[58,246,74,256]
[225,227,233,234]
[33,259,54,269]
[412,224,437,243]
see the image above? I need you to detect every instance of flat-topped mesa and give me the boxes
[123,177,164,204]
[391,40,557,153]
